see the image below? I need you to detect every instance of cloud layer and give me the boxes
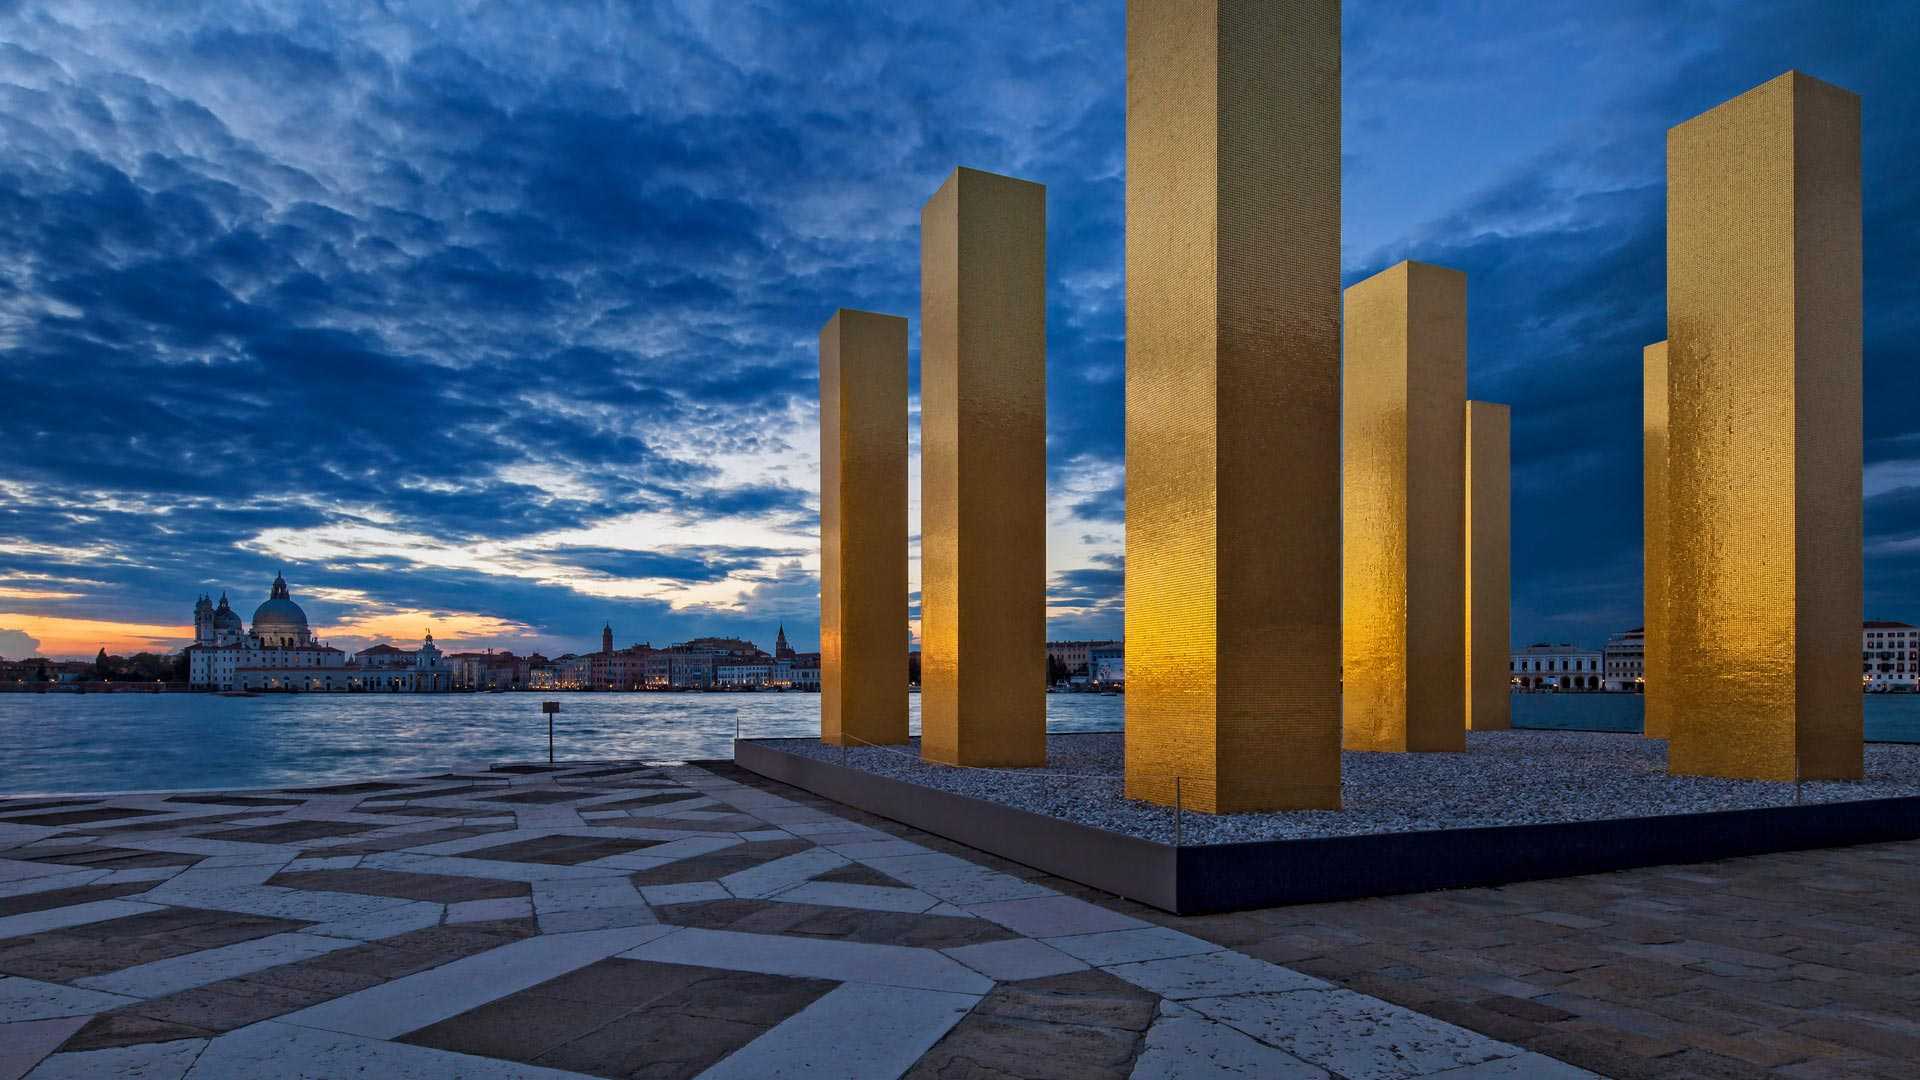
[0,1,1915,659]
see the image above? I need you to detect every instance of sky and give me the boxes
[0,0,1916,661]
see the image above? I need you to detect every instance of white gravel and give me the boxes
[767,731,1920,845]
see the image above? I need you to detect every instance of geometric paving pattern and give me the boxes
[0,762,1595,1079]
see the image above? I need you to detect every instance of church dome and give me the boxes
[212,594,244,630]
[252,573,310,634]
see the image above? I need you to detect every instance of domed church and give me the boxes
[188,574,451,692]
[251,573,315,648]
[188,573,344,689]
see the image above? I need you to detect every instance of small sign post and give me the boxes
[541,701,560,764]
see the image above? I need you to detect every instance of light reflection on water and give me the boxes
[1,691,1913,795]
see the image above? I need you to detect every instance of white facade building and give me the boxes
[187,575,345,690]
[187,575,450,691]
[716,662,773,687]
[1511,643,1604,691]
[1864,621,1918,691]
[1603,628,1645,692]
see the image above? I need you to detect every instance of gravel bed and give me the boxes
[766,731,1920,845]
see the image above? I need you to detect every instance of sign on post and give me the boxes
[541,701,560,764]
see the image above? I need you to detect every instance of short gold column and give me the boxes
[1124,0,1342,812]
[1343,261,1467,752]
[1465,400,1510,732]
[919,167,1047,767]
[1642,340,1671,739]
[819,309,908,748]
[1666,72,1862,780]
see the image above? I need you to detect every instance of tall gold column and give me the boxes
[819,309,908,748]
[1125,0,1342,812]
[1666,71,1862,780]
[1642,340,1671,738]
[919,167,1047,767]
[1342,261,1467,752]
[1465,400,1510,732]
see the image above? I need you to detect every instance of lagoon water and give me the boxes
[0,691,1914,795]
[0,692,1124,795]
[1512,692,1920,744]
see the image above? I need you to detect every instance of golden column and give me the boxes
[819,309,909,748]
[1642,340,1671,738]
[1124,0,1342,812]
[919,167,1047,767]
[1465,400,1510,732]
[1342,261,1468,752]
[1666,72,1862,781]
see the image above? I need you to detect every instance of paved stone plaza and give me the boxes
[0,761,1910,1078]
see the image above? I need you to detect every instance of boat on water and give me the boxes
[217,690,261,698]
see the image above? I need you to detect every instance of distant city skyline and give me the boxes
[2,3,1917,663]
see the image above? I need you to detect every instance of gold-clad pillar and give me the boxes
[1642,340,1671,738]
[819,309,908,748]
[1666,72,1862,780]
[919,167,1047,767]
[1465,400,1510,732]
[1124,0,1342,812]
[1342,261,1467,752]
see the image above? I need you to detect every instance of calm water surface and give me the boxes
[0,692,1125,795]
[1512,691,1920,743]
[2,691,1913,795]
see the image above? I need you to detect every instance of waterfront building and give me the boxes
[716,661,774,687]
[1046,640,1121,679]
[1864,621,1918,691]
[342,632,452,692]
[1604,628,1646,692]
[554,654,592,689]
[790,652,822,691]
[186,574,457,691]
[187,575,347,690]
[1091,647,1124,687]
[1511,643,1605,691]
[445,650,544,691]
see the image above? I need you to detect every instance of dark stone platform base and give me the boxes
[734,738,1920,915]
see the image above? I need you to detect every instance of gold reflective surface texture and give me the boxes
[1465,400,1510,732]
[1666,72,1862,781]
[919,167,1048,767]
[1342,262,1467,752]
[819,309,909,748]
[1124,0,1342,812]
[1642,340,1670,739]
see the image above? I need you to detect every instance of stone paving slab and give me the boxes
[21,1035,206,1079]
[0,899,163,941]
[0,1015,90,1079]
[186,1020,598,1079]
[0,976,142,1023]
[698,982,979,1079]
[624,926,995,995]
[944,937,1090,981]
[1190,989,1515,1079]
[276,925,673,1039]
[1132,1005,1330,1079]
[77,933,362,999]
